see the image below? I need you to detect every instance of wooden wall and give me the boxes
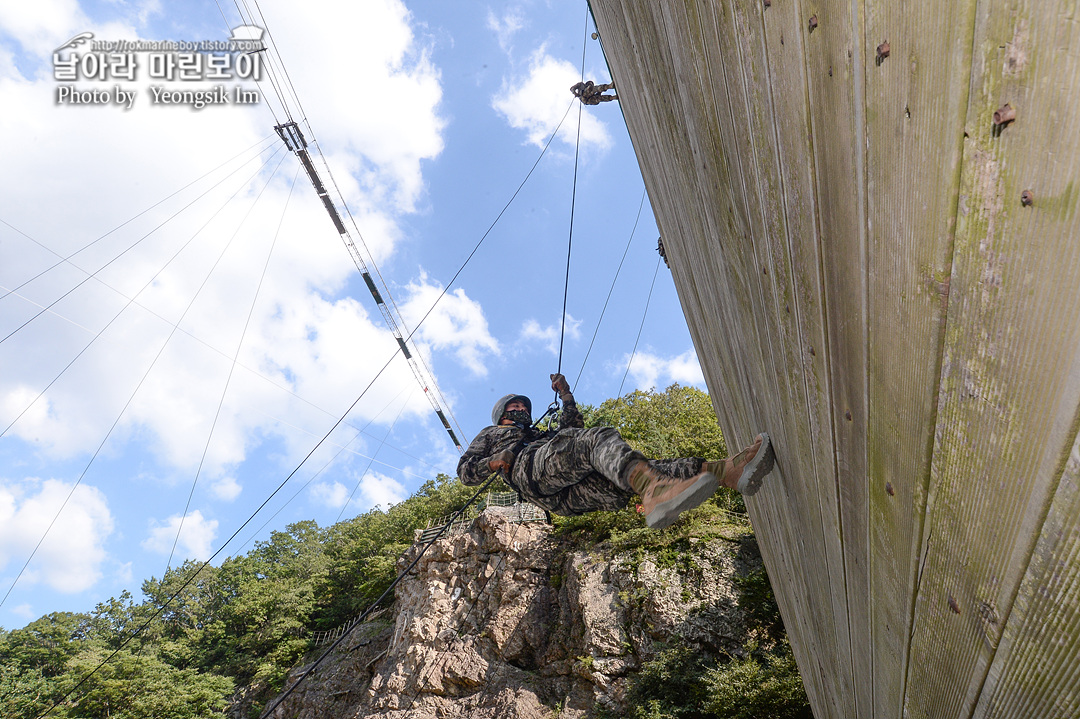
[588,1,1080,717]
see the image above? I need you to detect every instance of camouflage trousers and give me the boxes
[510,426,706,517]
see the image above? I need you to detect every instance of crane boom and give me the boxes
[275,121,464,453]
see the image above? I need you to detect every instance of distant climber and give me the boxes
[657,237,670,268]
[571,80,618,105]
[457,373,775,529]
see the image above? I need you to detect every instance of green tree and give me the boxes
[139,560,225,668]
[702,642,812,719]
[558,384,742,543]
[60,647,232,719]
[588,384,727,461]
[0,648,57,719]
[87,592,138,650]
[190,523,329,686]
[0,612,92,678]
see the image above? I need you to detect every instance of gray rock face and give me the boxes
[267,509,757,719]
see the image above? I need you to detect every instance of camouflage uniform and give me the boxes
[570,80,618,105]
[457,397,707,517]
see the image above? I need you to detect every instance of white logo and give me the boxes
[55,32,94,53]
[52,26,264,110]
[229,25,265,43]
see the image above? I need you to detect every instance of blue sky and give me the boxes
[0,0,704,630]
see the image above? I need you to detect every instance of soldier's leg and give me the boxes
[525,474,634,517]
[528,426,645,496]
[651,457,706,479]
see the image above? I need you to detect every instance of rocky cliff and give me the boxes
[265,508,761,719]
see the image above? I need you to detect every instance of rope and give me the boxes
[556,5,592,382]
[32,339,457,719]
[211,0,283,125]
[574,187,647,387]
[0,143,284,348]
[0,153,434,479]
[230,388,408,557]
[167,160,300,571]
[618,255,662,397]
[0,135,276,304]
[335,388,414,523]
[0,150,288,612]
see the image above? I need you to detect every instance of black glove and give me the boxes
[550,373,571,397]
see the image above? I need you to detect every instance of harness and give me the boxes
[506,401,563,501]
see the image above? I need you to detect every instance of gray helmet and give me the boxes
[491,394,532,426]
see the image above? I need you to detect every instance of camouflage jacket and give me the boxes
[457,398,584,487]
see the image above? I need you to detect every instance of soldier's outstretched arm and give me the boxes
[550,373,584,428]
[458,429,501,485]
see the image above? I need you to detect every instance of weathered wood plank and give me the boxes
[597,2,762,432]
[593,2,1080,718]
[861,2,978,718]
[959,4,1080,718]
[904,1,1080,716]
[707,0,858,716]
[973,432,1080,719]
[798,0,872,716]
[590,2,852,714]
[696,0,856,714]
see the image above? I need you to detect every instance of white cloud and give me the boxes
[330,471,405,516]
[399,274,500,375]
[616,348,705,391]
[0,478,114,593]
[12,603,35,619]
[492,46,612,150]
[2,386,52,440]
[256,0,445,216]
[486,7,525,52]
[210,476,242,501]
[114,561,133,584]
[310,480,349,508]
[142,510,218,561]
[520,313,581,355]
[357,471,407,509]
[0,0,89,57]
[0,0,450,479]
[130,0,162,26]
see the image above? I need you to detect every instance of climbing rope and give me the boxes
[553,3,592,428]
[574,187,647,388]
[557,2,591,384]
[618,255,663,397]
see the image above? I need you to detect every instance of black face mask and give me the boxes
[503,408,532,427]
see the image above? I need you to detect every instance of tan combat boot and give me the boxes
[626,462,719,530]
[704,433,775,496]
